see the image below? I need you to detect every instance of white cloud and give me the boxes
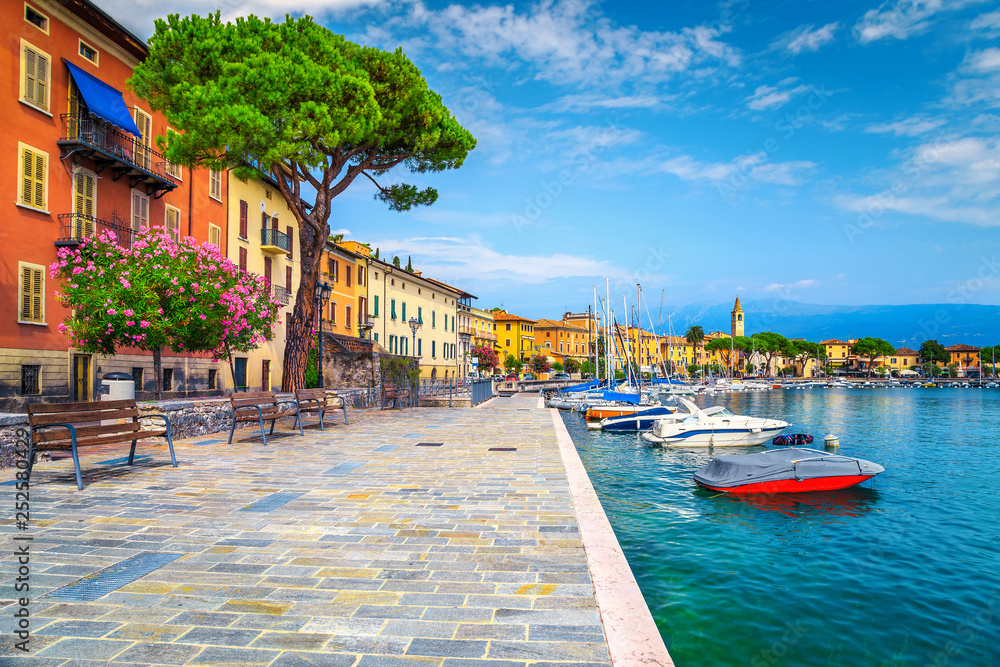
[947,48,1000,109]
[854,0,986,43]
[764,279,817,292]
[541,94,665,113]
[778,23,840,54]
[655,152,817,186]
[971,10,1000,34]
[964,47,1000,74]
[747,79,810,110]
[330,228,352,236]
[367,235,636,284]
[865,115,947,136]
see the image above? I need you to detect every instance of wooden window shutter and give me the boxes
[20,266,43,323]
[239,200,248,238]
[209,225,221,247]
[165,208,180,239]
[286,226,293,259]
[346,305,352,329]
[239,247,247,272]
[263,256,272,285]
[23,45,48,109]
[261,211,268,230]
[21,148,46,209]
[346,265,352,287]
[285,266,292,291]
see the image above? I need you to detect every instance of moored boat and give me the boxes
[693,447,884,494]
[596,405,683,431]
[641,397,788,447]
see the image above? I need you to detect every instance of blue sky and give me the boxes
[105,0,1000,318]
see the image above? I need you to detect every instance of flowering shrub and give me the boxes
[471,344,499,373]
[51,227,279,376]
[531,355,551,374]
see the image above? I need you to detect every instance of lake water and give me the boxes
[562,387,1000,667]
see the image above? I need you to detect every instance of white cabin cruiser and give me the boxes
[641,397,789,447]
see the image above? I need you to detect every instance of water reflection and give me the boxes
[695,485,882,519]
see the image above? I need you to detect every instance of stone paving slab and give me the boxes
[0,395,632,666]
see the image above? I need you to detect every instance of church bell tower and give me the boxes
[731,296,744,338]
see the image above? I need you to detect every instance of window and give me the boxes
[20,41,50,112]
[24,4,48,32]
[346,265,352,287]
[332,260,339,282]
[506,323,511,331]
[131,367,144,392]
[391,299,397,319]
[72,168,95,227]
[239,247,247,272]
[261,360,270,391]
[403,337,408,355]
[286,226,294,259]
[418,339,422,356]
[432,311,436,328]
[18,144,47,211]
[286,266,292,291]
[164,205,181,240]
[432,341,436,358]
[162,368,173,392]
[330,302,337,325]
[239,200,248,238]
[133,107,152,169]
[373,295,379,317]
[208,369,217,389]
[131,189,149,232]
[374,333,379,343]
[18,262,44,324]
[78,39,98,65]
[418,307,423,324]
[21,365,40,395]
[209,224,221,248]
[346,306,352,329]
[164,128,182,180]
[506,338,511,347]
[209,169,222,200]
[401,302,406,322]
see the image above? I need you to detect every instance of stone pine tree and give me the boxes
[131,13,476,391]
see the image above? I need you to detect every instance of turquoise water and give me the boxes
[562,388,1000,667]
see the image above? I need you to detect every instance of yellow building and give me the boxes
[225,170,301,391]
[493,310,535,364]
[469,306,498,354]
[365,257,461,379]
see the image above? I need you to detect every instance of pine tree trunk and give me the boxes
[281,229,323,392]
[153,348,162,401]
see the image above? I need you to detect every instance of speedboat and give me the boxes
[693,447,884,494]
[594,405,685,431]
[641,397,788,447]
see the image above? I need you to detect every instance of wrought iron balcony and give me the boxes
[57,113,177,198]
[56,213,132,248]
[261,227,291,254]
[272,284,291,305]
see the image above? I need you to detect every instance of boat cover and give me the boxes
[560,380,600,393]
[601,390,642,404]
[693,448,884,488]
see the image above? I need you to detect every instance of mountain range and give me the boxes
[657,300,1000,349]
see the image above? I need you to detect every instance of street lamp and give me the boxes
[459,331,472,380]
[408,317,420,359]
[314,281,332,388]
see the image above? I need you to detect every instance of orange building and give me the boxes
[946,344,981,372]
[318,240,368,339]
[2,0,227,408]
[534,317,592,364]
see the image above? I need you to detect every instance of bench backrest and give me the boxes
[230,391,278,408]
[295,388,327,403]
[27,399,141,446]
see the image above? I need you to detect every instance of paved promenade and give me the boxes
[1,395,668,666]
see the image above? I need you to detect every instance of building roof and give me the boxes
[534,319,588,331]
[895,347,919,355]
[67,0,149,61]
[820,339,848,344]
[493,310,536,323]
[733,296,743,312]
[946,344,981,352]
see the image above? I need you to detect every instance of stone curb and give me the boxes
[549,407,675,666]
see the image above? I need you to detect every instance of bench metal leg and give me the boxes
[25,439,37,483]
[128,439,138,465]
[297,415,304,436]
[227,418,237,444]
[70,438,84,491]
[269,419,276,435]
[342,405,348,426]
[318,409,325,431]
[259,416,269,447]
[165,431,177,467]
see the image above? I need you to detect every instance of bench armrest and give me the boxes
[143,413,173,439]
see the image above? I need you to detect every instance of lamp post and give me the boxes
[460,331,471,380]
[314,281,332,388]
[408,317,420,359]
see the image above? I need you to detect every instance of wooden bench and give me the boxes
[26,399,176,491]
[227,391,302,446]
[292,388,348,431]
[381,382,410,410]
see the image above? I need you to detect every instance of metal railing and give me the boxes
[272,284,291,305]
[261,227,291,252]
[416,378,494,406]
[60,113,177,187]
[56,213,132,248]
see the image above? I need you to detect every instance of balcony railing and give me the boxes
[261,227,291,254]
[56,213,132,248]
[58,113,177,197]
[272,284,291,305]
[459,325,476,336]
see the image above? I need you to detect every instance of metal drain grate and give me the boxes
[238,492,303,512]
[488,447,517,451]
[46,552,182,602]
[416,442,443,447]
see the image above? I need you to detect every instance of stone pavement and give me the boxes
[0,394,634,666]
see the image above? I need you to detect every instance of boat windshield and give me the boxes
[702,406,735,417]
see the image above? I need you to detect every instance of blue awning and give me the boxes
[64,60,142,137]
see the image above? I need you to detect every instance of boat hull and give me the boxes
[696,474,877,494]
[585,405,660,420]
[642,426,786,447]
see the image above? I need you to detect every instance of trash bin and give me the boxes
[102,372,135,401]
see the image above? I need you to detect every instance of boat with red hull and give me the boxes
[693,448,884,494]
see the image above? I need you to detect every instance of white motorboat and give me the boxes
[641,397,789,447]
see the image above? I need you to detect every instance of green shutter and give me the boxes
[374,295,379,317]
